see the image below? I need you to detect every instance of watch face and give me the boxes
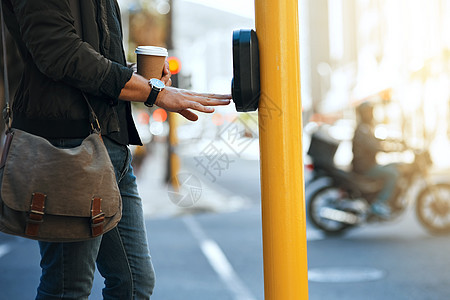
[150,78,165,90]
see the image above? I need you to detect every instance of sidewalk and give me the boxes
[136,141,251,219]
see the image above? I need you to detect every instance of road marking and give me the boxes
[0,244,11,259]
[308,267,386,283]
[183,215,257,300]
[306,229,325,241]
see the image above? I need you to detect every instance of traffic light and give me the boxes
[167,56,181,74]
[167,56,181,87]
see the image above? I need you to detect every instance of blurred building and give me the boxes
[117,1,450,153]
[308,0,450,114]
[171,0,254,94]
[306,0,450,166]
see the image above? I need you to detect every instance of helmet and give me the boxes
[356,102,374,124]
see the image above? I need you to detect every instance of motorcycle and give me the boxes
[306,131,450,235]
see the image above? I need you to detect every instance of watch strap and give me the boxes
[144,87,159,107]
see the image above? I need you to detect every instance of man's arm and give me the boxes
[11,0,232,119]
[119,71,231,121]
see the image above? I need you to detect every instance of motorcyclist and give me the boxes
[352,102,400,218]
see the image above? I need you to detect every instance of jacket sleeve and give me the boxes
[10,0,132,100]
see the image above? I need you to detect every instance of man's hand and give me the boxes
[156,60,230,120]
[161,60,172,86]
[119,72,231,121]
[155,87,231,121]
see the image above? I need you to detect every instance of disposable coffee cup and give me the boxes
[135,46,168,80]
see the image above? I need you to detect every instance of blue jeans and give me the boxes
[366,163,399,204]
[36,136,155,300]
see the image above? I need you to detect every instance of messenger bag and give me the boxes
[0,3,122,242]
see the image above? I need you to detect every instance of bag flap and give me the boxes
[1,129,121,217]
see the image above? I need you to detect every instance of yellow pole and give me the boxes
[255,0,309,299]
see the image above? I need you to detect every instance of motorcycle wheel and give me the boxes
[308,185,352,235]
[416,183,450,235]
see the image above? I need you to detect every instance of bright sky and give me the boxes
[182,0,255,19]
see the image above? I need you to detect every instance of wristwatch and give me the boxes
[144,78,165,107]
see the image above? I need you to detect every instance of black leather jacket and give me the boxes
[3,0,140,144]
[352,123,381,173]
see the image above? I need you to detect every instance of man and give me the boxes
[352,102,400,218]
[2,0,231,299]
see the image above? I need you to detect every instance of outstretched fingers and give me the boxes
[182,89,231,99]
[199,92,232,100]
[156,87,232,121]
[185,94,231,107]
[185,100,215,113]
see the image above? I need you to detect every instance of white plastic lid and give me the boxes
[135,46,168,57]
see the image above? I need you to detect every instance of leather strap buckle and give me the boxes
[90,197,105,237]
[91,212,105,225]
[26,193,46,237]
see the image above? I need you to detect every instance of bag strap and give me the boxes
[0,2,11,131]
[0,2,101,133]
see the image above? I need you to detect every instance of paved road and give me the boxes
[5,204,450,300]
[0,208,264,300]
[2,149,450,299]
[3,207,450,300]
[182,154,450,300]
